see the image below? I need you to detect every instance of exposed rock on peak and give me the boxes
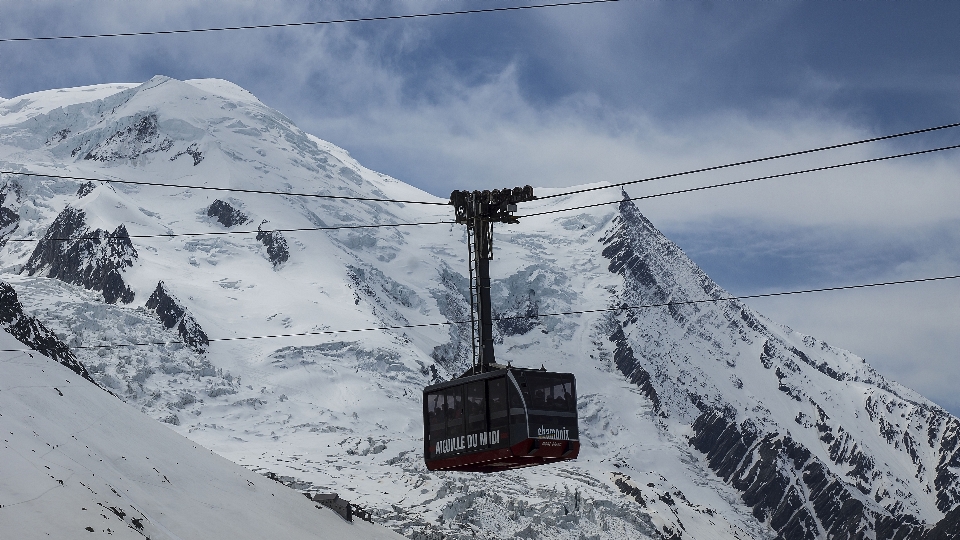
[257,221,289,268]
[82,113,174,162]
[145,281,209,353]
[207,199,248,227]
[0,281,94,384]
[22,206,137,304]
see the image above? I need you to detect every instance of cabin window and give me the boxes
[444,387,464,438]
[426,392,446,444]
[487,377,508,432]
[465,381,486,434]
[523,374,576,413]
[508,375,527,425]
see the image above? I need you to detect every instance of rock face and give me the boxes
[924,505,960,540]
[81,113,175,162]
[22,206,137,304]
[600,193,960,538]
[171,142,204,166]
[0,181,22,245]
[144,281,209,353]
[0,281,94,384]
[690,410,929,540]
[76,181,97,198]
[256,221,289,268]
[207,199,248,227]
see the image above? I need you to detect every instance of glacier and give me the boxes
[0,290,404,539]
[0,75,958,539]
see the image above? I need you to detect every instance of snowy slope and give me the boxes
[0,76,957,540]
[0,306,404,539]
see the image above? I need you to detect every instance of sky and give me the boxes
[0,0,958,413]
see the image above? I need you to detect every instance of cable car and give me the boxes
[423,365,579,472]
[423,187,580,473]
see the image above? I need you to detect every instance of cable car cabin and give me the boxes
[423,367,579,473]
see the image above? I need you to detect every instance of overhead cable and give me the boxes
[502,274,960,321]
[20,273,954,352]
[3,122,957,210]
[2,140,951,243]
[539,122,960,201]
[0,0,620,43]
[4,220,454,243]
[0,169,448,206]
[519,143,960,218]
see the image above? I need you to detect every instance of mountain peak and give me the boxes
[0,76,956,539]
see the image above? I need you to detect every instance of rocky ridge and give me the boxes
[601,194,960,539]
[21,205,137,304]
[208,199,249,228]
[144,281,209,353]
[0,280,93,384]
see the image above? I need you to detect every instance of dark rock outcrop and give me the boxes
[22,206,137,304]
[608,325,660,411]
[207,199,248,227]
[76,181,97,198]
[256,221,289,268]
[144,281,208,353]
[924,505,960,540]
[171,142,203,165]
[0,281,95,384]
[690,409,936,540]
[312,493,354,522]
[83,113,174,162]
[0,181,22,245]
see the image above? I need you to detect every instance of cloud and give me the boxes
[666,219,960,290]
[303,70,960,233]
[667,218,960,415]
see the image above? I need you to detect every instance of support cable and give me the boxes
[0,169,448,205]
[0,0,621,43]
[519,143,960,219]
[4,138,953,243]
[537,122,960,201]
[1,123,956,215]
[8,274,952,353]
[1,135,950,242]
[3,220,454,243]
[504,274,960,321]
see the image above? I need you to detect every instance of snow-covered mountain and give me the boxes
[0,76,957,539]
[0,283,404,540]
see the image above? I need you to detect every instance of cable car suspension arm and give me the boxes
[449,186,536,373]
